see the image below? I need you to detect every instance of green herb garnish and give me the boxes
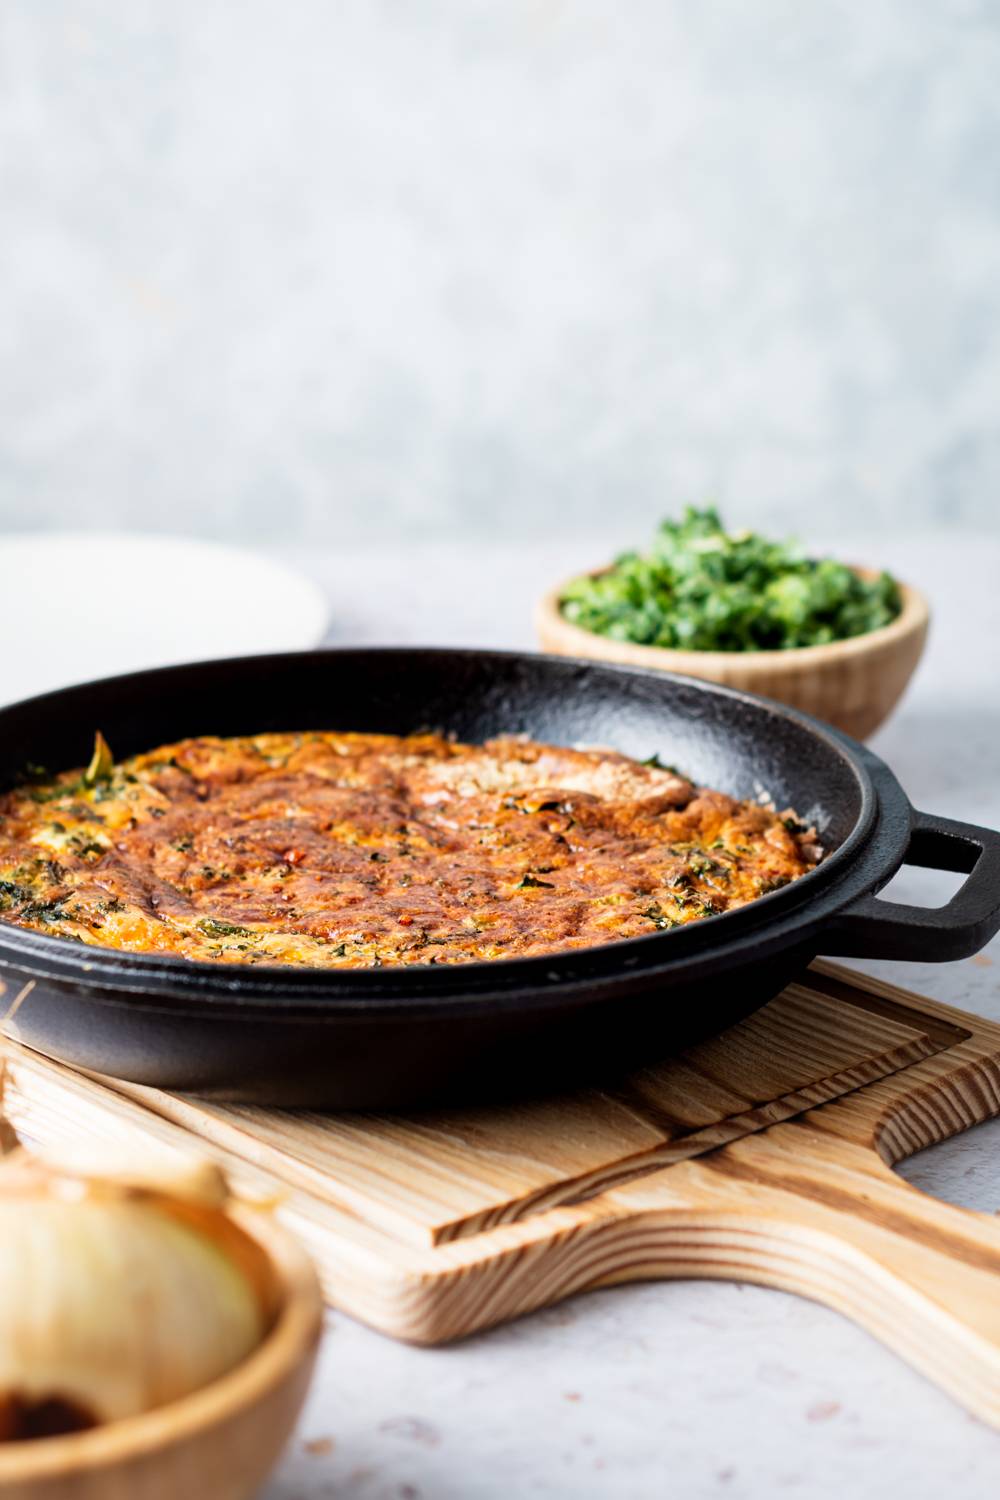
[69,839,107,860]
[25,898,70,922]
[514,874,556,889]
[83,732,114,787]
[642,903,678,930]
[559,507,902,651]
[641,753,681,773]
[0,880,32,910]
[196,918,255,938]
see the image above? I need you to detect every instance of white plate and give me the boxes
[0,532,330,705]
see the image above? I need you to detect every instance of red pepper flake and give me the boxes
[282,848,306,866]
[398,914,413,926]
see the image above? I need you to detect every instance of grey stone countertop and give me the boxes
[265,529,1000,1500]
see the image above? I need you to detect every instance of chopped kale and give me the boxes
[642,903,678,930]
[641,753,681,773]
[69,838,106,860]
[559,507,902,651]
[19,898,69,923]
[27,783,76,805]
[196,918,255,938]
[0,879,32,910]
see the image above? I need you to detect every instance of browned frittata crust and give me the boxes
[0,733,821,967]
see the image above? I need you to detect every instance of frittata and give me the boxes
[0,732,821,968]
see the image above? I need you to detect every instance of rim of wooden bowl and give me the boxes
[535,568,930,679]
[0,1203,323,1482]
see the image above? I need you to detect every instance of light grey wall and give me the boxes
[2,1,999,547]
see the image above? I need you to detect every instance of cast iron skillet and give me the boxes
[0,648,998,1108]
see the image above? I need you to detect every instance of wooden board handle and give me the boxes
[607,1119,1000,1425]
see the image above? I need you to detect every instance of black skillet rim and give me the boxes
[0,647,898,1011]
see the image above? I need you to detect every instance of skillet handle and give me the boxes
[824,809,1000,962]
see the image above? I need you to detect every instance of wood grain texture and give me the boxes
[535,572,930,739]
[3,974,946,1248]
[5,962,1000,1426]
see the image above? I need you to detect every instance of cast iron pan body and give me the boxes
[0,649,998,1107]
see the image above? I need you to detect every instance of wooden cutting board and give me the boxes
[5,961,1000,1425]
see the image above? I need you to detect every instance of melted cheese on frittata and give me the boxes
[0,733,820,968]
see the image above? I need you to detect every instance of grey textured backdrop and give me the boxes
[2,1,999,546]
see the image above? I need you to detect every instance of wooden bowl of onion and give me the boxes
[0,1131,323,1500]
[536,509,930,740]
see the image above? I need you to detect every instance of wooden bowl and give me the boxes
[536,569,930,740]
[0,1205,323,1500]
